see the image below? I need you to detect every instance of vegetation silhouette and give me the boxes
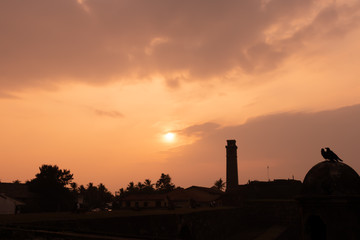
[20,166,179,212]
[118,173,176,196]
[143,179,155,192]
[156,173,175,193]
[213,178,226,191]
[27,164,74,212]
[113,173,177,209]
[76,182,113,211]
[25,164,114,212]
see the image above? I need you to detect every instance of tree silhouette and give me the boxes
[70,182,78,192]
[83,182,99,209]
[143,179,155,193]
[213,178,226,191]
[119,175,176,199]
[144,179,153,187]
[119,188,125,196]
[76,182,113,210]
[156,173,175,193]
[98,183,113,207]
[27,164,74,212]
[126,181,136,192]
[136,182,145,191]
[79,184,86,194]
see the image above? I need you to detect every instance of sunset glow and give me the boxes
[164,132,176,143]
[1,0,360,192]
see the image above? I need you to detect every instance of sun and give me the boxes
[164,132,176,142]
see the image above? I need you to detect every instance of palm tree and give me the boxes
[213,178,226,191]
[126,181,136,192]
[144,179,154,188]
[136,182,145,191]
[143,179,155,193]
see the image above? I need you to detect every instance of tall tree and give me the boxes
[213,178,226,191]
[27,164,74,212]
[156,173,175,193]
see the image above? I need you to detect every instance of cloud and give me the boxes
[1,0,359,91]
[177,122,220,137]
[165,77,181,89]
[94,109,124,118]
[0,92,18,99]
[165,104,360,185]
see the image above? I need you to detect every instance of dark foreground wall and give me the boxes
[0,202,301,240]
[178,201,301,240]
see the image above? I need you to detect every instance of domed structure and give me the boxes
[298,160,360,240]
[302,161,360,196]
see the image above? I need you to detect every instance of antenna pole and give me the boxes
[267,166,270,181]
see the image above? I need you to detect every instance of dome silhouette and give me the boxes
[301,161,360,196]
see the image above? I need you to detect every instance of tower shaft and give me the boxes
[226,140,238,192]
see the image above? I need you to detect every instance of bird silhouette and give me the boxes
[321,147,343,162]
[321,148,329,160]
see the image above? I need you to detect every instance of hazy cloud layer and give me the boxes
[1,0,360,90]
[168,104,360,184]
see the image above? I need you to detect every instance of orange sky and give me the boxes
[1,0,360,192]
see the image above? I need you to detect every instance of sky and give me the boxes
[1,0,360,192]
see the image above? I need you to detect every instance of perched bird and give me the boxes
[321,147,343,162]
[321,148,329,160]
[325,147,342,162]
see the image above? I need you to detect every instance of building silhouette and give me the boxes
[224,140,302,201]
[223,139,360,239]
[298,161,360,240]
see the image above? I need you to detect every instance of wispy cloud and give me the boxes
[94,109,124,118]
[0,92,18,99]
[176,122,220,137]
